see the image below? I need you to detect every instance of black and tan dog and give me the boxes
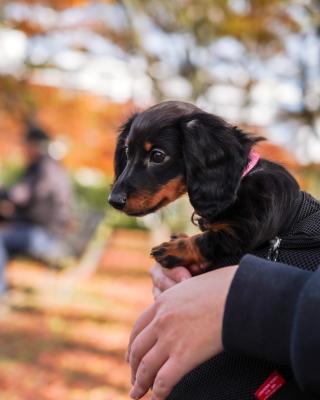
[108,101,300,270]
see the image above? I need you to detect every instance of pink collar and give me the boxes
[242,149,260,178]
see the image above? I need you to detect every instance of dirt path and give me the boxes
[0,229,153,400]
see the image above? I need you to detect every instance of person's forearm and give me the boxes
[222,255,320,394]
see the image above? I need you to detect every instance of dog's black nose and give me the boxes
[108,193,127,210]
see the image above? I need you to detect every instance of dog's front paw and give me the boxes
[151,239,184,268]
[150,236,204,268]
[170,232,189,240]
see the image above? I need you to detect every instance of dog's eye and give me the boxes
[149,149,166,164]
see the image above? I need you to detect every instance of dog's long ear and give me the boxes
[114,113,138,179]
[180,112,259,219]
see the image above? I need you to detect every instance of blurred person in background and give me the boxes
[0,126,73,296]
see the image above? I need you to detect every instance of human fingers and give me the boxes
[164,266,192,282]
[129,324,157,384]
[152,286,162,300]
[150,358,187,400]
[151,263,192,291]
[189,263,208,275]
[130,344,168,399]
[150,264,176,292]
[127,305,155,362]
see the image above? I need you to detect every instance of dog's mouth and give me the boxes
[124,198,168,217]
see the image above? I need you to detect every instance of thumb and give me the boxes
[165,266,192,282]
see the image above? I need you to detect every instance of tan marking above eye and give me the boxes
[144,142,153,151]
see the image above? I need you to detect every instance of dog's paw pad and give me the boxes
[160,255,183,268]
[170,232,188,240]
[150,247,166,257]
[150,241,185,268]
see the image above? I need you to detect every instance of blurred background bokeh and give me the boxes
[0,1,319,399]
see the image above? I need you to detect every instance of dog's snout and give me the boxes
[108,192,127,210]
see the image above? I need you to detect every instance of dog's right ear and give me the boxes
[180,113,255,219]
[114,113,138,179]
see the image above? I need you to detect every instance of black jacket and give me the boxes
[224,255,320,397]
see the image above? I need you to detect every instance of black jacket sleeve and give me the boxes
[222,254,320,395]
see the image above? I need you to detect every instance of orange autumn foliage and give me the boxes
[11,0,113,10]
[0,83,135,176]
[0,83,301,181]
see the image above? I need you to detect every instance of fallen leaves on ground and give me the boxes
[0,229,153,400]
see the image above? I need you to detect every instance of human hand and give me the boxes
[128,265,238,400]
[150,263,192,299]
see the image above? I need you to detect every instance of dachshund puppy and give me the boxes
[108,101,300,270]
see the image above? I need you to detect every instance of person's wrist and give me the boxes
[204,266,238,353]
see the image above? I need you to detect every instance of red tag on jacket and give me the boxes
[255,371,286,400]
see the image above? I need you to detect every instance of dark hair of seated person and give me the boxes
[24,126,50,143]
